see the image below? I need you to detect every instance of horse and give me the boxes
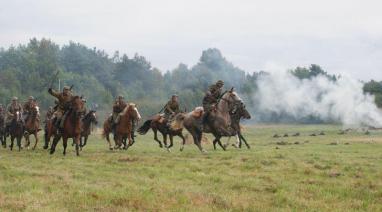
[49,96,85,156]
[78,110,98,150]
[224,100,251,149]
[0,112,6,148]
[8,111,25,151]
[171,88,244,152]
[24,102,41,150]
[102,104,141,150]
[137,114,186,151]
[43,114,56,150]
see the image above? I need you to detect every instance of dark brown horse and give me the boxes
[49,96,85,156]
[43,114,56,150]
[103,104,141,150]
[8,111,24,151]
[224,100,251,149]
[171,89,243,152]
[78,110,98,150]
[24,102,41,150]
[137,115,186,151]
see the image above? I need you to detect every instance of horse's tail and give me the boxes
[137,119,152,135]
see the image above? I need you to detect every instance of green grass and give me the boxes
[0,124,381,211]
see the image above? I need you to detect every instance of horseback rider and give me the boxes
[202,80,224,124]
[110,95,127,132]
[164,94,180,119]
[23,96,39,122]
[5,97,23,135]
[48,86,73,129]
[162,94,180,126]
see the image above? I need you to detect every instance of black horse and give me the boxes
[8,111,24,151]
[225,100,251,149]
[77,110,98,150]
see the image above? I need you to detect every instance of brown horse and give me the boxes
[78,110,98,150]
[24,102,41,150]
[137,115,186,151]
[171,89,243,152]
[8,111,24,151]
[0,112,5,148]
[43,115,56,150]
[103,104,141,150]
[49,96,85,156]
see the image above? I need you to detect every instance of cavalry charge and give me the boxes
[0,80,251,155]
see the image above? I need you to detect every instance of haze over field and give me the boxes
[1,0,382,80]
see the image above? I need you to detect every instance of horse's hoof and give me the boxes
[201,150,208,154]
[166,148,171,152]
[180,147,184,152]
[109,148,113,151]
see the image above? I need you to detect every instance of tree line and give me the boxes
[0,38,380,122]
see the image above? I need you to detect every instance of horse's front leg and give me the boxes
[74,136,80,156]
[62,137,68,156]
[24,133,30,150]
[17,136,22,151]
[153,129,163,148]
[179,134,186,152]
[10,136,14,151]
[168,134,174,149]
[105,133,113,150]
[50,134,61,154]
[32,132,39,150]
[239,133,250,149]
[215,136,226,151]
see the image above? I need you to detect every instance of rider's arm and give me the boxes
[165,102,174,113]
[48,88,60,98]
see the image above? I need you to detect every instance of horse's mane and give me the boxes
[120,103,136,116]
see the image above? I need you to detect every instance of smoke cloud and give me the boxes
[254,71,382,127]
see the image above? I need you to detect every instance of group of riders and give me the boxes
[0,79,247,152]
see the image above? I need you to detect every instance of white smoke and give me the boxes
[255,71,382,127]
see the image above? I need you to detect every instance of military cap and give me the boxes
[216,80,224,86]
[63,86,70,91]
[12,96,18,101]
[118,95,124,99]
[28,96,34,100]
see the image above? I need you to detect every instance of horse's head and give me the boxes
[220,88,243,111]
[128,103,141,121]
[84,110,98,125]
[233,101,251,120]
[71,96,85,115]
[13,111,22,122]
[30,101,40,117]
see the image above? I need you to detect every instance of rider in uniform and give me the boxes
[110,95,127,133]
[163,94,180,125]
[202,80,224,124]
[48,86,73,129]
[23,96,39,122]
[5,97,23,135]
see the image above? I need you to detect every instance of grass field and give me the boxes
[0,124,381,211]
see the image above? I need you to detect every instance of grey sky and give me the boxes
[0,0,381,80]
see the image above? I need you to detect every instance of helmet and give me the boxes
[118,95,124,99]
[12,96,18,101]
[216,80,224,86]
[28,96,34,100]
[172,94,178,97]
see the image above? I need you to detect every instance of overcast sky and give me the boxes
[0,0,381,80]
